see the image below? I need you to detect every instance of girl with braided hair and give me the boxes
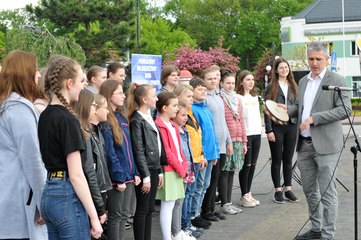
[38,56,103,239]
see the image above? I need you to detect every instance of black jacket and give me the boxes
[83,133,106,216]
[129,111,167,178]
[264,84,298,133]
[90,125,113,192]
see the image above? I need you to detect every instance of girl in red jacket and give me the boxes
[155,92,188,240]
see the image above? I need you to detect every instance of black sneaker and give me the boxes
[273,191,285,204]
[199,217,211,227]
[285,190,299,202]
[295,229,321,240]
[201,212,219,222]
[191,216,210,229]
[213,211,226,220]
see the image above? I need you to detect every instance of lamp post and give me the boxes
[136,0,140,54]
[265,65,272,88]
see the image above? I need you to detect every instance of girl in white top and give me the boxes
[236,70,262,208]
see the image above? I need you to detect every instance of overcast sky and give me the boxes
[0,0,38,10]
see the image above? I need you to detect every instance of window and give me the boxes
[352,76,361,98]
[351,41,360,56]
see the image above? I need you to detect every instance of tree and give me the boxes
[4,27,85,67]
[163,0,314,70]
[138,17,196,58]
[27,0,136,66]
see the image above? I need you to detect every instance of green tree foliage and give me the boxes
[139,17,196,58]
[164,0,314,70]
[4,27,85,67]
[27,0,136,66]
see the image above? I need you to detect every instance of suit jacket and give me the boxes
[264,84,298,133]
[288,69,352,154]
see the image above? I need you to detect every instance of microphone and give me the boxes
[322,85,355,91]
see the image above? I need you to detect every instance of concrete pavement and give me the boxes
[124,123,361,239]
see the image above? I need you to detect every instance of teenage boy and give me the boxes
[200,67,233,222]
[188,78,220,228]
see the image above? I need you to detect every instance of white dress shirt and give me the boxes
[301,67,327,137]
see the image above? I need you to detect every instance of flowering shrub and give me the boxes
[165,44,240,75]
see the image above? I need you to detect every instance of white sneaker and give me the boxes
[172,231,183,240]
[228,203,243,213]
[249,192,260,206]
[180,230,196,240]
[240,194,256,208]
[220,203,237,215]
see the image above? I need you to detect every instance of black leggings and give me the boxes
[133,170,159,240]
[269,124,297,188]
[201,154,223,214]
[218,154,235,206]
[239,135,261,196]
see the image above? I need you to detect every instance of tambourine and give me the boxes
[263,100,289,125]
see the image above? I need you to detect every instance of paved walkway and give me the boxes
[124,124,361,240]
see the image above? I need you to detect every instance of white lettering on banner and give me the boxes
[136,66,157,71]
[138,59,156,64]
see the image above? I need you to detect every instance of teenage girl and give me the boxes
[219,69,247,213]
[99,80,141,240]
[38,56,102,239]
[264,57,298,203]
[155,92,188,240]
[86,66,107,93]
[127,83,167,240]
[107,62,127,85]
[235,70,262,208]
[72,89,110,226]
[90,93,113,204]
[0,50,47,239]
[160,64,180,92]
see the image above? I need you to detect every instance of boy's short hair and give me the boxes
[189,77,206,89]
[174,83,193,97]
[200,67,217,79]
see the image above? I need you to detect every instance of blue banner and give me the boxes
[330,51,337,72]
[131,54,162,90]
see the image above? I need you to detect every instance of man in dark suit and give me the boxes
[290,42,352,240]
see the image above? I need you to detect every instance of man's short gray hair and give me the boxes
[307,42,328,56]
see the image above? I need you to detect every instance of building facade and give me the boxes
[281,0,361,97]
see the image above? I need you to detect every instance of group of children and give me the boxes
[150,64,264,240]
[0,49,265,240]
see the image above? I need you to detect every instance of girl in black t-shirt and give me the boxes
[38,56,102,239]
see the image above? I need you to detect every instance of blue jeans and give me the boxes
[41,179,90,240]
[182,164,198,229]
[190,162,213,218]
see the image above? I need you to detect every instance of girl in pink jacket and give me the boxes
[155,91,188,240]
[219,69,248,214]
